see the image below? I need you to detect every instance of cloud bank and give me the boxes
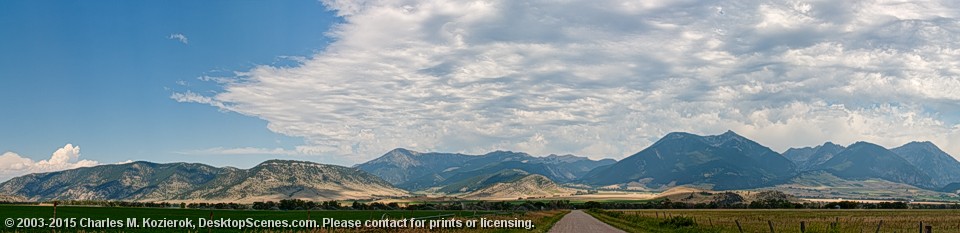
[0,144,99,181]
[174,0,960,162]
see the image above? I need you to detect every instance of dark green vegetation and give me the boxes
[356,148,614,192]
[0,205,493,221]
[4,199,580,211]
[0,160,406,201]
[582,131,797,190]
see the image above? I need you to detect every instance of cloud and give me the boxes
[168,33,189,44]
[175,0,960,162]
[0,144,100,181]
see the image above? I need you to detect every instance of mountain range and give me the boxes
[2,131,960,202]
[580,131,797,190]
[0,160,406,202]
[355,149,615,191]
[782,142,845,171]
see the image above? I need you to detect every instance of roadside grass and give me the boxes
[587,209,721,233]
[522,210,568,233]
[384,210,568,233]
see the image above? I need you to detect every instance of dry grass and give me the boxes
[616,209,960,233]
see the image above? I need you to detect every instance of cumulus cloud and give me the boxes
[174,0,960,162]
[0,144,99,181]
[168,33,189,44]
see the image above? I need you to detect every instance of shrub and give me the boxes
[659,216,696,228]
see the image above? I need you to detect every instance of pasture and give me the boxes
[597,209,960,233]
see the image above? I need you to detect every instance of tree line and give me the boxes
[6,199,959,210]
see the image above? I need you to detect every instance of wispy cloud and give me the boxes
[168,33,189,44]
[0,144,100,181]
[175,0,960,161]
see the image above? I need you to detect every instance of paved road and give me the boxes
[548,210,626,233]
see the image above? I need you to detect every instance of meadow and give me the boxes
[594,209,960,233]
[0,205,566,232]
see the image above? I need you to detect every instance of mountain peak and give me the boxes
[703,130,753,147]
[891,140,960,187]
[362,148,423,169]
[258,159,300,165]
[817,142,846,152]
[387,148,419,155]
[903,141,937,149]
[849,141,881,148]
[818,141,935,189]
[663,131,695,138]
[585,130,796,190]
[721,130,739,137]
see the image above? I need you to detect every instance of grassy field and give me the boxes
[0,205,567,232]
[595,209,960,233]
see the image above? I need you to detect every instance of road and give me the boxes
[548,210,626,233]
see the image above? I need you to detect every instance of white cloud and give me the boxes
[115,160,134,164]
[175,0,960,162]
[168,33,189,44]
[0,144,100,182]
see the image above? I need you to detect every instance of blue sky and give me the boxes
[3,0,960,181]
[0,0,342,178]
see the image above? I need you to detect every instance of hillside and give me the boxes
[891,141,960,187]
[0,160,407,202]
[783,142,845,171]
[581,131,797,190]
[0,194,26,202]
[436,169,532,194]
[814,142,934,189]
[357,149,613,191]
[460,174,575,200]
[768,171,943,200]
[354,148,474,185]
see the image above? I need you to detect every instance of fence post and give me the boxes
[920,221,924,233]
[768,220,775,233]
[736,220,744,233]
[801,221,806,233]
[875,220,883,233]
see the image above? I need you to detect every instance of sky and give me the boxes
[3,0,960,181]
